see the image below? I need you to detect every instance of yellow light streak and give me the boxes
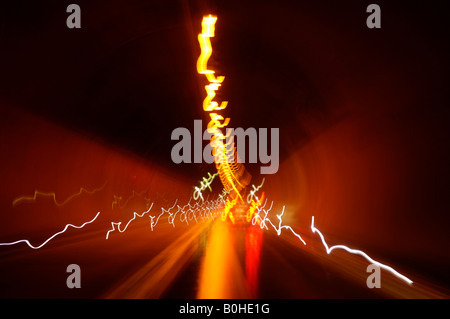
[197,14,250,200]
[203,83,228,111]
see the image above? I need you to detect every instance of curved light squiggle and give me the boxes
[0,212,101,249]
[106,198,225,238]
[197,15,249,200]
[106,204,154,239]
[252,200,307,245]
[311,216,413,285]
[193,172,218,201]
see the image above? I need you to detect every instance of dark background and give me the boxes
[0,1,448,176]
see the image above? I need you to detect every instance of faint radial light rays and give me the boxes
[310,216,413,285]
[12,181,108,207]
[103,223,209,299]
[0,212,101,249]
[221,196,238,223]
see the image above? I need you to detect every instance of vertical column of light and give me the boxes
[196,15,246,200]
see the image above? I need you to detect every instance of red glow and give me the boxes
[245,224,264,298]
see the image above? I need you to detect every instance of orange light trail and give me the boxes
[221,196,238,224]
[197,220,246,298]
[0,13,425,299]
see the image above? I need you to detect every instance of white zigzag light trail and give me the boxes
[252,198,413,285]
[0,212,101,249]
[106,204,154,239]
[251,197,413,285]
[251,200,307,246]
[310,216,413,285]
[106,198,225,239]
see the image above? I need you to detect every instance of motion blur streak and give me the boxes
[311,216,413,285]
[197,221,248,298]
[245,225,263,298]
[1,1,449,299]
[104,223,208,298]
[0,212,100,249]
[0,106,205,298]
[197,15,250,200]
